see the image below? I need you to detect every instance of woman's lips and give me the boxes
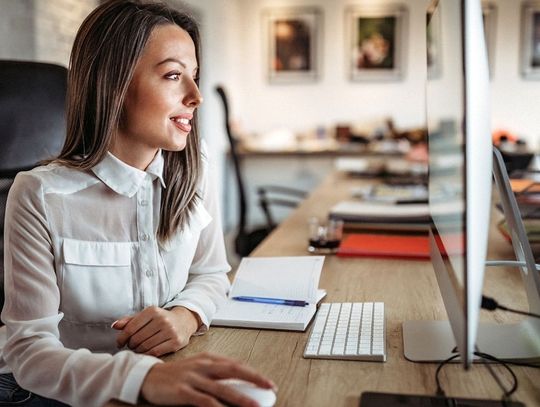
[170,116,192,132]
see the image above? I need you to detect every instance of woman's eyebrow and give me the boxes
[156,57,186,68]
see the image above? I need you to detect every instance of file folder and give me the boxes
[337,233,430,260]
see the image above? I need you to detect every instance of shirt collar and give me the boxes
[146,151,166,188]
[91,151,166,197]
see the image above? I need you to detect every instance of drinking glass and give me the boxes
[308,217,343,254]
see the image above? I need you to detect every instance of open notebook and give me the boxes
[212,256,326,331]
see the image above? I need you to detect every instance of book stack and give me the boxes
[496,176,540,262]
[329,200,431,232]
[327,183,462,232]
[498,178,540,247]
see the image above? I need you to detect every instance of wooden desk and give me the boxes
[223,141,405,231]
[234,141,404,158]
[114,172,539,407]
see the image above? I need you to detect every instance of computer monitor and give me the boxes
[403,0,540,368]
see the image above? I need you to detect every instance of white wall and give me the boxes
[171,0,243,211]
[203,0,538,151]
[34,0,98,66]
[231,0,430,135]
[0,0,98,67]
[490,0,540,150]
[0,0,36,61]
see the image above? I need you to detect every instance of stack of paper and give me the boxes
[329,200,461,227]
[330,201,431,224]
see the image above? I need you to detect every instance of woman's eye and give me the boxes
[166,72,181,80]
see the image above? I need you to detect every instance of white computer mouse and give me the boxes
[217,378,277,407]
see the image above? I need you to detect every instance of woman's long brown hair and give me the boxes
[52,0,202,242]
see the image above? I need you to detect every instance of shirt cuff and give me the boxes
[118,355,163,404]
[166,302,209,335]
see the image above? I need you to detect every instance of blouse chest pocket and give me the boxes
[61,238,134,324]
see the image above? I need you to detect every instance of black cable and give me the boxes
[474,352,540,369]
[434,349,528,405]
[481,295,540,319]
[434,353,460,397]
[474,351,519,402]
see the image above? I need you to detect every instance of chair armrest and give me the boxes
[257,186,307,229]
[256,185,307,198]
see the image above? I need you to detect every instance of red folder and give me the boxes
[337,233,430,260]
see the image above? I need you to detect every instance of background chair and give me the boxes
[0,60,67,313]
[215,85,306,257]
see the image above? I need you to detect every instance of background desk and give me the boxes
[223,143,404,232]
[112,171,539,407]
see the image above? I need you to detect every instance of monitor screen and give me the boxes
[427,2,466,305]
[426,0,469,354]
[403,0,492,368]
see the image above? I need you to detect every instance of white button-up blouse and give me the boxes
[0,144,231,406]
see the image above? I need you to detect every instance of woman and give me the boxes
[0,1,274,406]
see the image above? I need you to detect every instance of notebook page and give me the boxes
[230,256,324,304]
[212,289,325,331]
[213,301,316,328]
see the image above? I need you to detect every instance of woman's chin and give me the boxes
[164,135,188,151]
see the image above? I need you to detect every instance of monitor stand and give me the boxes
[403,319,540,363]
[403,148,540,363]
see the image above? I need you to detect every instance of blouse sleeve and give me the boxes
[163,142,231,330]
[1,172,162,407]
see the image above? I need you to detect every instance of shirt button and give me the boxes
[141,233,150,241]
[145,269,153,277]
[139,199,149,206]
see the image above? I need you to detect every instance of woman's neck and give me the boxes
[109,138,158,171]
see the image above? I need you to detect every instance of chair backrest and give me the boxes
[0,60,67,175]
[0,60,67,313]
[215,85,249,235]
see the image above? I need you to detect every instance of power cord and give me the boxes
[473,351,540,369]
[474,351,518,403]
[485,260,540,271]
[481,295,540,319]
[434,352,460,397]
[434,349,525,405]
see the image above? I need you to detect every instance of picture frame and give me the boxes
[482,2,497,78]
[263,7,321,84]
[521,1,540,80]
[346,4,408,81]
[427,3,442,79]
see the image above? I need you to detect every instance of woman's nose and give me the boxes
[183,80,203,108]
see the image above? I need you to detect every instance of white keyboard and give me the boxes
[303,302,386,362]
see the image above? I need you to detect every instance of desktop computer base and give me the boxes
[403,319,540,363]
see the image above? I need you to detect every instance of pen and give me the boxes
[232,296,308,307]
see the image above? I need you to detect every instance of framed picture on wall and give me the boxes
[521,1,540,80]
[263,7,321,84]
[427,3,442,79]
[346,4,408,81]
[482,2,497,78]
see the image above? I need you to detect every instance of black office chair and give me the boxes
[0,61,67,313]
[215,85,306,257]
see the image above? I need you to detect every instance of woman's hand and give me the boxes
[141,353,276,407]
[112,306,200,356]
